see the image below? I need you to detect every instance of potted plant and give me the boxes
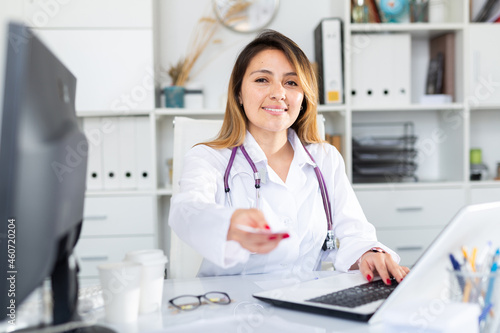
[164,15,220,108]
[163,2,251,108]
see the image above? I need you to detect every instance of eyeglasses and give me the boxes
[168,291,231,311]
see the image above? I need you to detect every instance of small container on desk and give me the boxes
[449,268,500,333]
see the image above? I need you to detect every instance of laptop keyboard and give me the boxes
[306,278,398,308]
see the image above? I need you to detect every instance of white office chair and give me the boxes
[169,117,223,279]
[168,115,326,278]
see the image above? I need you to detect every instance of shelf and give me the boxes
[469,181,500,189]
[85,189,156,197]
[470,104,500,111]
[157,106,346,115]
[351,103,464,112]
[349,23,464,37]
[155,108,224,116]
[77,110,152,117]
[353,181,466,191]
[317,104,346,113]
[156,187,173,196]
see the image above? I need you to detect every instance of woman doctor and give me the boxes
[169,30,409,284]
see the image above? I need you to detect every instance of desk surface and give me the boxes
[96,271,386,333]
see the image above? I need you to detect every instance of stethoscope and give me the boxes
[223,144,337,251]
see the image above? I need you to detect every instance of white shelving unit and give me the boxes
[7,0,500,275]
[342,1,500,266]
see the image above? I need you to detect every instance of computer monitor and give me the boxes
[0,22,112,332]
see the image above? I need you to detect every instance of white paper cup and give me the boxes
[124,249,168,314]
[98,261,142,324]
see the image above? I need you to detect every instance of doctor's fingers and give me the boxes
[360,253,392,285]
[385,258,409,283]
[244,236,282,254]
[398,265,410,278]
[374,254,409,284]
[231,208,269,228]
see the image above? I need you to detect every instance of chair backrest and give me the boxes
[169,117,223,279]
[168,115,325,278]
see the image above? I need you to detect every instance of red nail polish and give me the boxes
[269,236,277,240]
[367,275,372,282]
[386,279,392,285]
[265,225,271,230]
[282,234,290,239]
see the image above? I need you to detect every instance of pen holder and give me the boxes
[448,269,500,333]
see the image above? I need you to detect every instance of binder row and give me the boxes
[314,19,411,107]
[350,33,411,106]
[83,116,153,190]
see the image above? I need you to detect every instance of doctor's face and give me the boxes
[239,49,304,139]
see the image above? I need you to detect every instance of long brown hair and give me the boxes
[203,29,321,149]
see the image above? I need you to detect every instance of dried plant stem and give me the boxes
[169,1,251,87]
[175,17,219,86]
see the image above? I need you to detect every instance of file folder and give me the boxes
[314,18,344,105]
[101,117,120,190]
[83,117,103,190]
[135,116,153,189]
[118,117,137,189]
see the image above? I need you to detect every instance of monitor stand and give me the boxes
[15,224,116,333]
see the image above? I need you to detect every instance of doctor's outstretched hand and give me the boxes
[227,208,289,254]
[356,250,410,285]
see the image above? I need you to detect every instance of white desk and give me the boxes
[97,271,386,333]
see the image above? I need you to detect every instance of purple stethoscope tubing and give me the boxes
[224,146,261,209]
[223,143,336,250]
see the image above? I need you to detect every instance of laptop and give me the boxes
[253,201,500,323]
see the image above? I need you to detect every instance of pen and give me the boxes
[484,262,498,306]
[493,248,500,265]
[449,253,465,290]
[476,241,492,274]
[478,302,493,324]
[461,246,469,263]
[471,247,477,272]
[461,246,474,271]
[462,281,472,303]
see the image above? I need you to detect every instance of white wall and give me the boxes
[158,0,343,109]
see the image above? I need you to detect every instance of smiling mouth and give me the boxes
[262,107,287,112]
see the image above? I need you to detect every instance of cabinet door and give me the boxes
[355,188,465,228]
[35,29,154,112]
[469,25,500,105]
[82,196,155,237]
[470,188,500,205]
[23,0,152,28]
[377,228,441,267]
[76,236,156,278]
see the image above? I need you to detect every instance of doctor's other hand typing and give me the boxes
[353,249,410,285]
[227,209,289,254]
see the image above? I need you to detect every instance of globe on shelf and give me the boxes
[379,0,410,23]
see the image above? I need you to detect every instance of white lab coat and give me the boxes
[169,129,399,277]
